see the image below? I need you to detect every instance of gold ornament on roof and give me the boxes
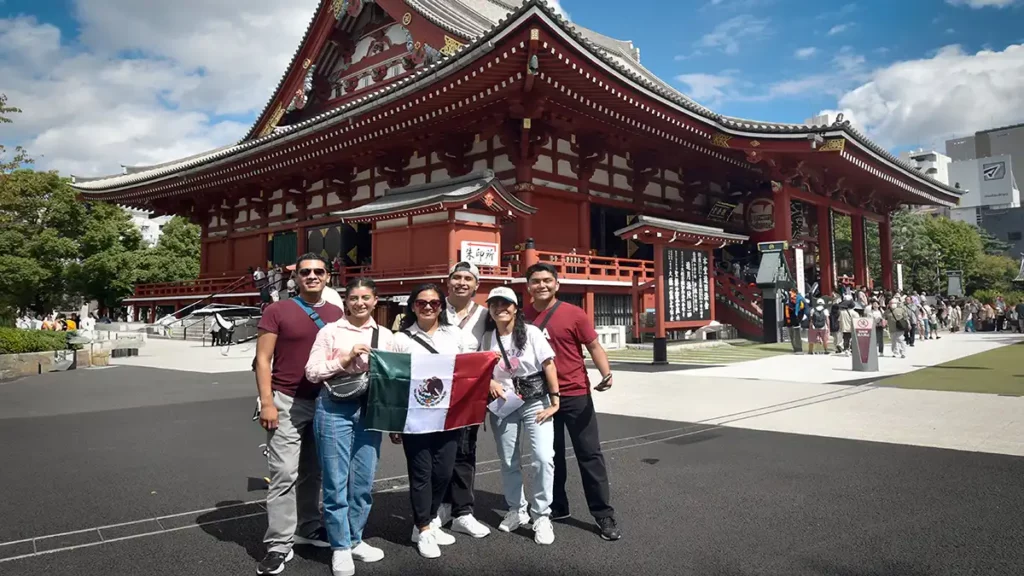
[711,133,732,148]
[439,35,465,57]
[331,0,348,19]
[402,12,412,25]
[302,58,311,69]
[749,140,760,147]
[818,138,846,152]
[260,105,286,137]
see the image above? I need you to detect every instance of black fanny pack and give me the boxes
[489,331,548,402]
[323,327,379,402]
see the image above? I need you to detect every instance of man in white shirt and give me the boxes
[436,262,491,538]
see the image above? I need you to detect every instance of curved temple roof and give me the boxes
[333,169,535,221]
[71,0,961,206]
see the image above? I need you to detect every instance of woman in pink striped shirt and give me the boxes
[305,277,394,576]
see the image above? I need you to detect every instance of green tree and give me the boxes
[1,94,31,172]
[69,202,146,309]
[924,216,983,290]
[977,227,1011,256]
[891,209,943,293]
[137,216,200,283]
[967,253,1019,295]
[0,170,85,315]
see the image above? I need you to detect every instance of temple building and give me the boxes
[71,0,960,340]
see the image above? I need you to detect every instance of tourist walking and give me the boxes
[436,262,492,539]
[807,298,830,355]
[870,300,885,356]
[525,263,622,541]
[255,254,345,575]
[304,277,395,576]
[391,284,480,559]
[482,286,560,545]
[884,298,908,359]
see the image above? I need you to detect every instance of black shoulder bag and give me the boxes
[323,327,379,401]
[403,330,439,355]
[487,330,547,401]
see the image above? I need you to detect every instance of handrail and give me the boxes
[168,275,252,320]
[503,251,654,282]
[713,269,763,320]
[133,275,252,299]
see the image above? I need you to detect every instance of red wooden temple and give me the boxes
[71,0,960,339]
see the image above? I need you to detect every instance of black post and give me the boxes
[653,337,668,364]
[761,289,780,343]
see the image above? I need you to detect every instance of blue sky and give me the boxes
[1,0,1022,176]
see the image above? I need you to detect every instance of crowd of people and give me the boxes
[786,285,1024,359]
[253,253,621,576]
[15,312,97,333]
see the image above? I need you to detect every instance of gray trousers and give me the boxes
[265,392,322,553]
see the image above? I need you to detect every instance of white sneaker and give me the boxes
[416,530,441,559]
[331,550,355,576]
[498,510,530,533]
[436,503,452,526]
[350,541,384,563]
[451,514,491,538]
[533,516,555,545]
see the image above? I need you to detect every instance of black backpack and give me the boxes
[811,309,827,329]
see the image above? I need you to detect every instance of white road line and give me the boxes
[0,383,878,564]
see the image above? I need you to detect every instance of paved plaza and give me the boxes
[1,331,1022,575]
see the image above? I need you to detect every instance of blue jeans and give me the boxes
[314,392,382,550]
[489,398,555,520]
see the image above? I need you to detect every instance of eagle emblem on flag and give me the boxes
[414,377,447,407]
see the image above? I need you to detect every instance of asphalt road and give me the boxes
[1,366,1023,575]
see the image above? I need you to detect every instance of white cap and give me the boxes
[486,286,518,305]
[449,261,480,280]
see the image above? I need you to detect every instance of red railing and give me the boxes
[504,251,654,283]
[714,269,763,323]
[132,275,251,298]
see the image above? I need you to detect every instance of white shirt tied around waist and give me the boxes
[392,323,480,355]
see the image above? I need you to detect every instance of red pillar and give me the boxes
[297,225,307,256]
[583,289,595,326]
[200,221,210,276]
[879,213,894,291]
[578,199,591,252]
[776,184,794,243]
[851,214,866,286]
[817,204,834,296]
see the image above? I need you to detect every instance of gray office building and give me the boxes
[945,123,1024,256]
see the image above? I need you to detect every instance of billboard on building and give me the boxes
[948,154,1020,210]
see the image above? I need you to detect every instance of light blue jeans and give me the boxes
[313,392,382,550]
[489,398,555,520]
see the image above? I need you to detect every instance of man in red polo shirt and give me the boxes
[524,262,621,541]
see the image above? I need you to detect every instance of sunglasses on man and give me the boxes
[298,267,327,278]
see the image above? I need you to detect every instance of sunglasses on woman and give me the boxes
[298,267,327,277]
[413,299,443,310]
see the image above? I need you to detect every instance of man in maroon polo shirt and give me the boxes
[524,262,621,541]
[255,253,344,575]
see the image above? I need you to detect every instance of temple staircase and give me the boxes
[713,270,764,340]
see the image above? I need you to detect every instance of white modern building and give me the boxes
[899,149,952,186]
[947,155,1021,226]
[127,209,172,247]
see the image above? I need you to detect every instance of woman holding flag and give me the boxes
[481,286,560,545]
[305,278,394,576]
[391,284,481,559]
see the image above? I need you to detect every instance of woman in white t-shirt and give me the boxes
[480,286,560,546]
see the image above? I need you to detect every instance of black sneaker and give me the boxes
[550,507,571,521]
[596,517,621,541]
[293,527,330,548]
[256,550,294,575]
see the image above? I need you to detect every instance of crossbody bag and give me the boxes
[484,330,547,401]
[292,299,380,402]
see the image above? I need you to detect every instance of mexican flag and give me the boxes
[365,350,499,434]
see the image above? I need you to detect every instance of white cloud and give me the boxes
[0,0,319,176]
[675,72,738,104]
[828,23,852,35]
[795,47,818,59]
[946,0,1021,7]
[696,15,771,55]
[828,43,1024,148]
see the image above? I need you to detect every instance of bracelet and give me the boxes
[549,392,561,397]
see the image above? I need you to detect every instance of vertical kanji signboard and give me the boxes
[663,247,711,323]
